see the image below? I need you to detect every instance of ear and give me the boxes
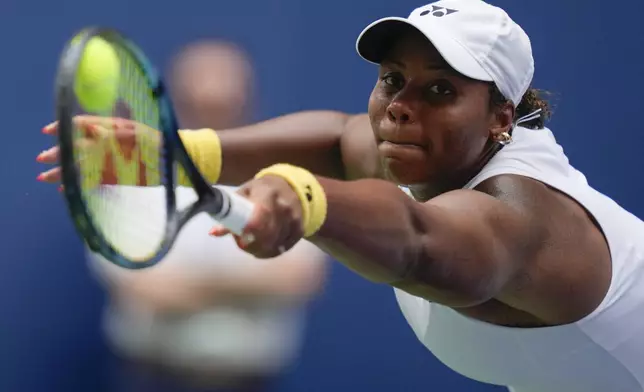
[488,101,515,142]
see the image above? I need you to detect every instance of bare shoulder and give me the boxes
[476,174,612,325]
[339,113,384,180]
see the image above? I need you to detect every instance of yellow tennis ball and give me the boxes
[74,37,120,113]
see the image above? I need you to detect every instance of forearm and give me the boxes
[309,177,507,307]
[215,111,349,184]
[310,177,424,284]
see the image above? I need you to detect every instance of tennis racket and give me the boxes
[54,27,255,269]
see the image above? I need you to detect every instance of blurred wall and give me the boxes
[1,0,643,391]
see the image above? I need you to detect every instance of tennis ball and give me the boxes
[74,37,120,113]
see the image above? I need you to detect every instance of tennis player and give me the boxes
[37,0,644,390]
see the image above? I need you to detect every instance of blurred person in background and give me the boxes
[170,40,255,129]
[89,40,328,392]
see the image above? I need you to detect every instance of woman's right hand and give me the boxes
[36,116,160,185]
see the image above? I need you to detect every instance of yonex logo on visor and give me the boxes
[419,5,458,17]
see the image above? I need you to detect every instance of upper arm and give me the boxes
[400,174,611,325]
[474,175,612,324]
[339,114,383,180]
[397,179,545,307]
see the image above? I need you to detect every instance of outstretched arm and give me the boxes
[216,111,374,183]
[36,111,376,184]
[218,173,542,309]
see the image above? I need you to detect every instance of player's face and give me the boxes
[368,29,497,187]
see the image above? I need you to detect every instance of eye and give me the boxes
[380,72,404,91]
[428,82,453,96]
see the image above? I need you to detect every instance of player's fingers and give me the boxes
[82,123,112,140]
[42,122,58,135]
[244,202,288,258]
[36,146,60,164]
[221,201,269,257]
[208,225,258,258]
[36,136,104,165]
[43,116,116,137]
[209,225,230,237]
[36,167,62,183]
[209,186,253,237]
[43,120,90,138]
[75,115,110,131]
[274,195,303,250]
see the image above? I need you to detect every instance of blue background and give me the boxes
[1,0,643,391]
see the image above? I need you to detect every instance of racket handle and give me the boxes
[214,186,255,237]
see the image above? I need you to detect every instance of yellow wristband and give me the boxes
[177,129,222,186]
[254,164,327,237]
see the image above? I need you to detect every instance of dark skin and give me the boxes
[37,29,610,328]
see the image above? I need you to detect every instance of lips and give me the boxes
[378,141,427,160]
[381,140,424,148]
[379,140,425,150]
[377,125,425,149]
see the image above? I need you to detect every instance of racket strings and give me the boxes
[75,39,170,261]
[86,186,167,257]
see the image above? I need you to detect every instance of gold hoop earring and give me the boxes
[497,132,512,146]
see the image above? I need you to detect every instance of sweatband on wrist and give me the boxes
[177,129,222,186]
[254,164,327,237]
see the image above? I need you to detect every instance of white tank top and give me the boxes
[395,126,644,392]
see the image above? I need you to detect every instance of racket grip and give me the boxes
[215,186,255,237]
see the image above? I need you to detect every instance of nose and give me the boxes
[387,98,416,125]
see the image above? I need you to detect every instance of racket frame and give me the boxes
[55,27,235,269]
